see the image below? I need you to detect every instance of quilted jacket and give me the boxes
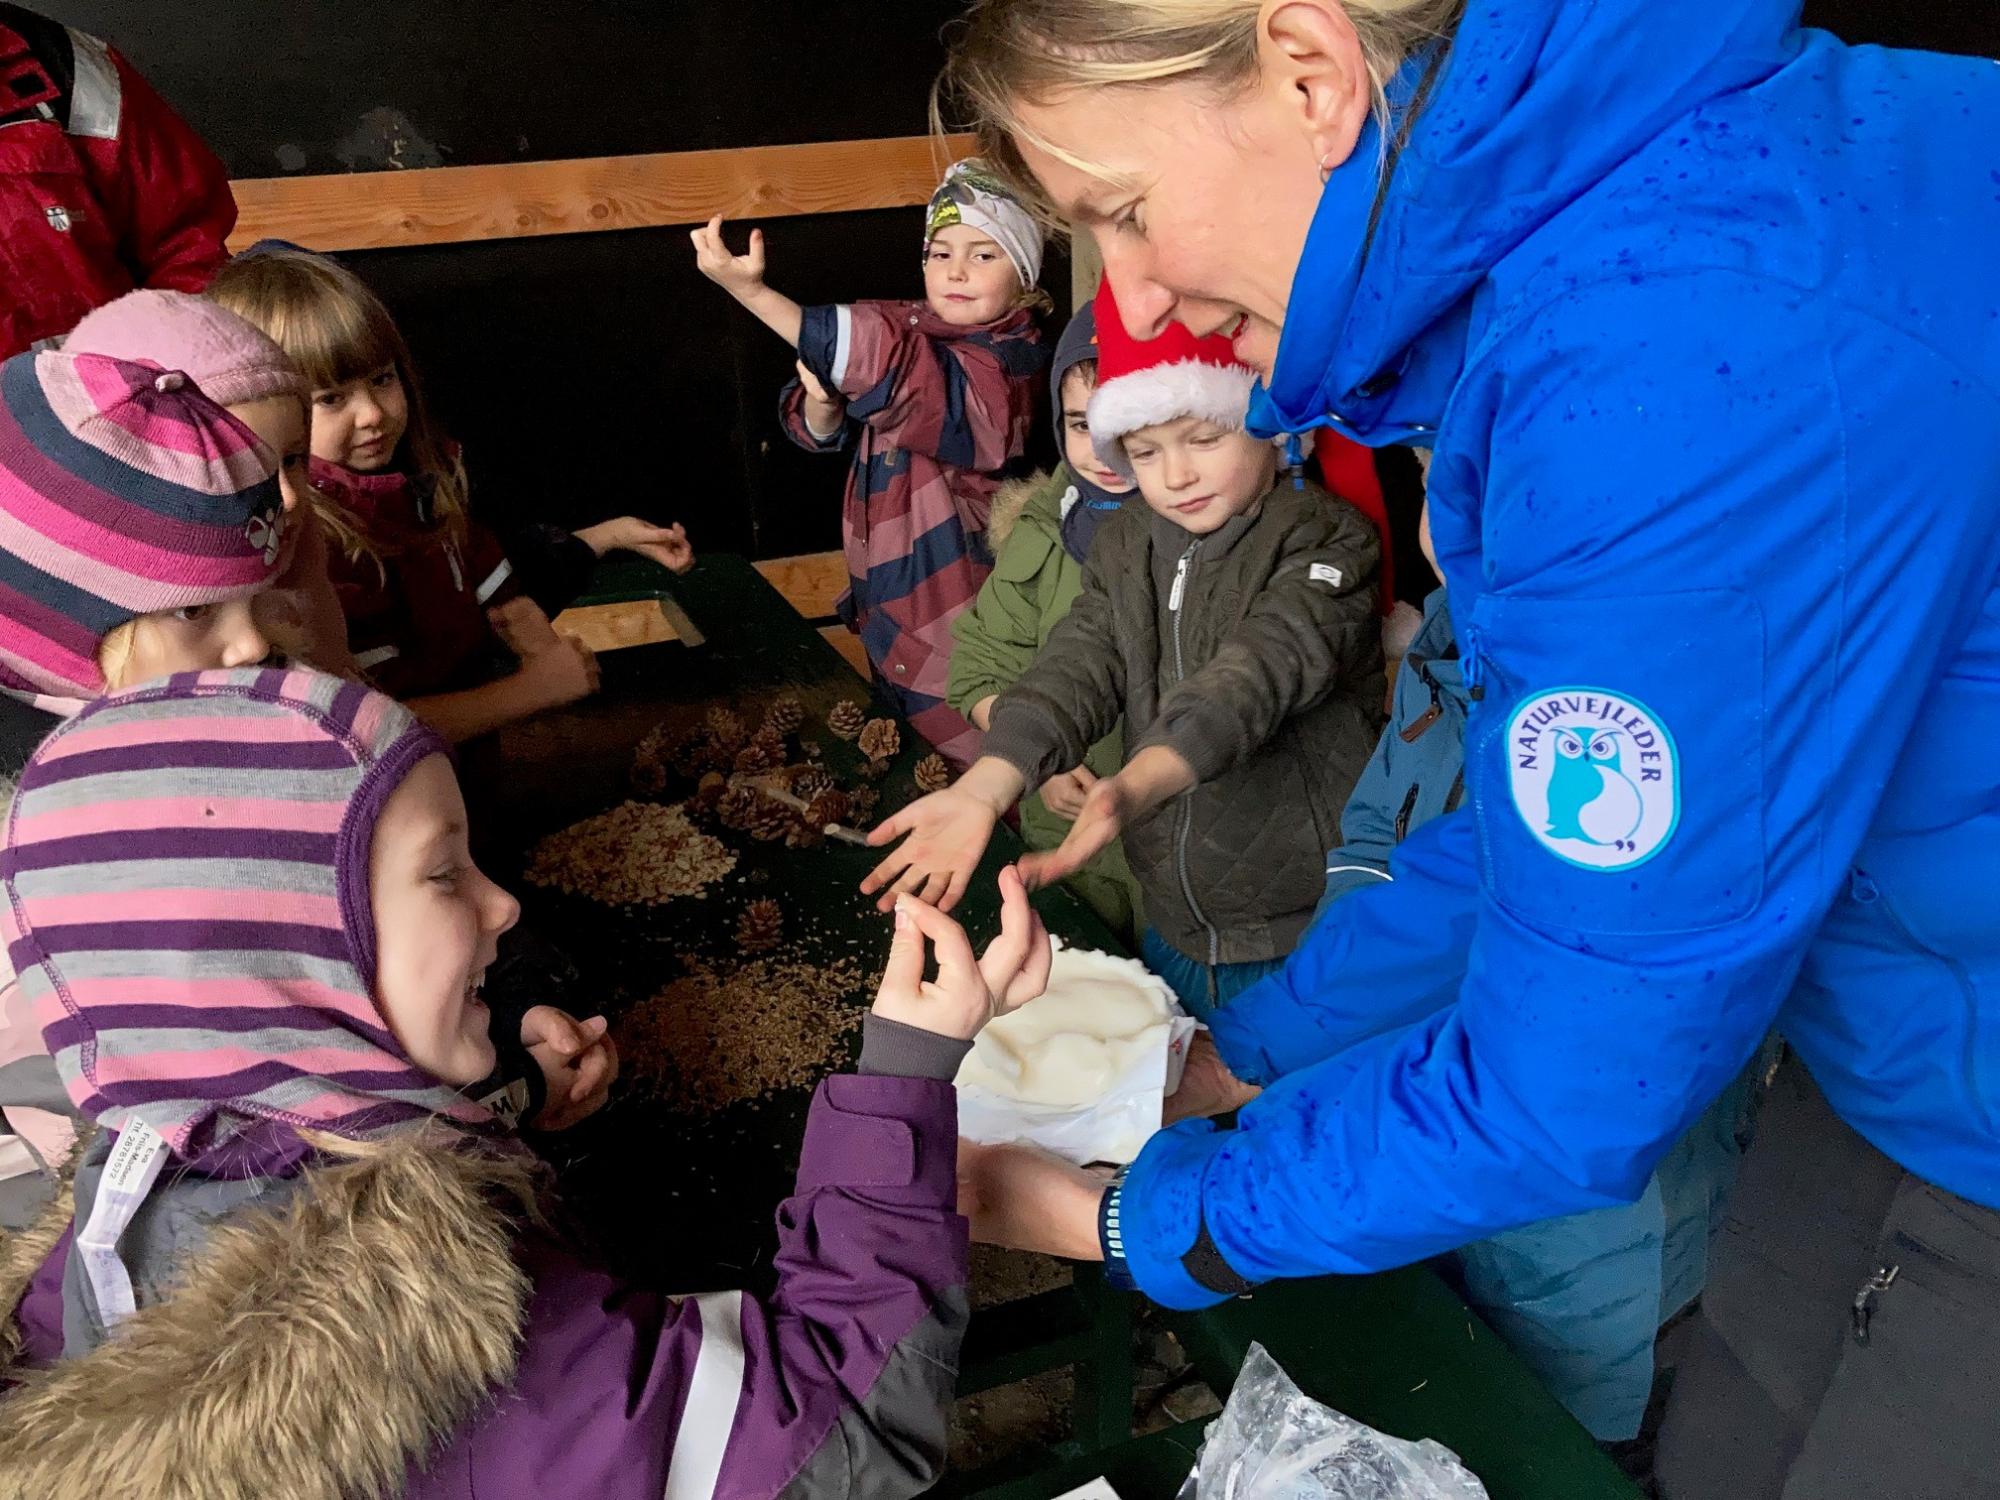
[982,479,1384,965]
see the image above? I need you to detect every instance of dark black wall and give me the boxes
[43,2,1056,558]
[39,3,1989,557]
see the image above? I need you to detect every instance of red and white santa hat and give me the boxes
[1086,277,1259,479]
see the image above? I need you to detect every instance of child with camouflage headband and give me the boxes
[693,159,1047,765]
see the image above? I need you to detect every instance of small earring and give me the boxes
[1317,150,1339,183]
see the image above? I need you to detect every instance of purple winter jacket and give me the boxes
[0,1064,969,1499]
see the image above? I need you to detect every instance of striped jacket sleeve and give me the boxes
[796,303,1034,471]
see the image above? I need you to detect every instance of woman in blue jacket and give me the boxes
[938,1,2000,1491]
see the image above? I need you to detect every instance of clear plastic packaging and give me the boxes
[1176,1345,1490,1500]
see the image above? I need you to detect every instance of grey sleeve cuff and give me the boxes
[857,1014,975,1080]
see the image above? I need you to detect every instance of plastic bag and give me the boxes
[1176,1345,1490,1500]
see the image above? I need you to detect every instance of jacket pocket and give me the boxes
[1465,589,1766,936]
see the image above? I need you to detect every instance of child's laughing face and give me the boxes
[1122,417,1279,535]
[369,754,519,1086]
[923,223,1023,327]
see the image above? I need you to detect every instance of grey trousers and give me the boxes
[1654,1056,2000,1500]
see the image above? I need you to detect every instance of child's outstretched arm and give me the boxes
[866,567,1127,913]
[691,216,803,346]
[794,302,1037,468]
[406,600,600,743]
[467,872,1049,1500]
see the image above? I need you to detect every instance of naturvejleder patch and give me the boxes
[1506,686,1680,871]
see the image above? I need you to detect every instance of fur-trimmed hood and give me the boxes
[0,1130,538,1500]
[986,470,1059,552]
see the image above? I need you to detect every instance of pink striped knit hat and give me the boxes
[0,336,287,698]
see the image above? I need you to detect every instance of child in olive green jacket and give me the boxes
[948,302,1144,942]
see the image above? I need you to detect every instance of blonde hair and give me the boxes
[208,250,470,568]
[933,0,1462,224]
[95,618,138,691]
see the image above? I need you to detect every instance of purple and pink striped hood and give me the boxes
[0,666,487,1168]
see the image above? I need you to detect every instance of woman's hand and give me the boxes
[690,215,766,299]
[861,758,1023,913]
[872,866,1051,1041]
[1038,764,1098,820]
[576,516,694,574]
[519,1006,619,1130]
[1163,1030,1261,1124]
[1019,746,1194,889]
[795,360,846,438]
[956,1140,1111,1260]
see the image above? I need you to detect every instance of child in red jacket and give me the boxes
[0,5,235,358]
[693,160,1048,765]
[210,247,696,743]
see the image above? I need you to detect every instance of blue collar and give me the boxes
[1248,48,1469,448]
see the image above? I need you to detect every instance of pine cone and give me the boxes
[783,817,824,850]
[827,701,867,741]
[847,786,880,824]
[736,898,783,954]
[788,766,837,804]
[798,737,825,761]
[716,784,762,832]
[803,788,851,830]
[704,706,748,752]
[690,771,728,816]
[745,797,795,842]
[762,695,805,738]
[630,757,669,796]
[857,718,900,765]
[733,730,785,775]
[913,753,952,793]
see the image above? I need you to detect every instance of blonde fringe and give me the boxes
[933,0,1462,227]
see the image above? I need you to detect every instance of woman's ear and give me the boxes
[1258,0,1374,176]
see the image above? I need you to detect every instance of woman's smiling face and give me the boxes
[1008,2,1373,377]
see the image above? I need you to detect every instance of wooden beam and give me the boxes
[229,134,975,254]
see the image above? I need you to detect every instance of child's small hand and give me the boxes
[1163,1030,1261,1124]
[1038,765,1098,820]
[872,866,1051,1041]
[487,597,561,659]
[1019,746,1195,890]
[795,360,846,438]
[861,782,1005,914]
[517,634,600,710]
[576,516,694,574]
[519,1005,619,1131]
[691,215,767,298]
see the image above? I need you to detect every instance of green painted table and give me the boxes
[493,553,1638,1500]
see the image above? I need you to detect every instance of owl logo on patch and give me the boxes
[1506,687,1680,871]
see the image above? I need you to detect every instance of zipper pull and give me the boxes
[1169,550,1192,612]
[1285,433,1306,490]
[1851,1263,1899,1345]
[1460,621,1486,702]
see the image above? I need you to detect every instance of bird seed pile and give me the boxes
[616,953,865,1109]
[522,800,737,905]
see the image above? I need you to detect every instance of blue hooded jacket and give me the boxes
[1116,0,2000,1309]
